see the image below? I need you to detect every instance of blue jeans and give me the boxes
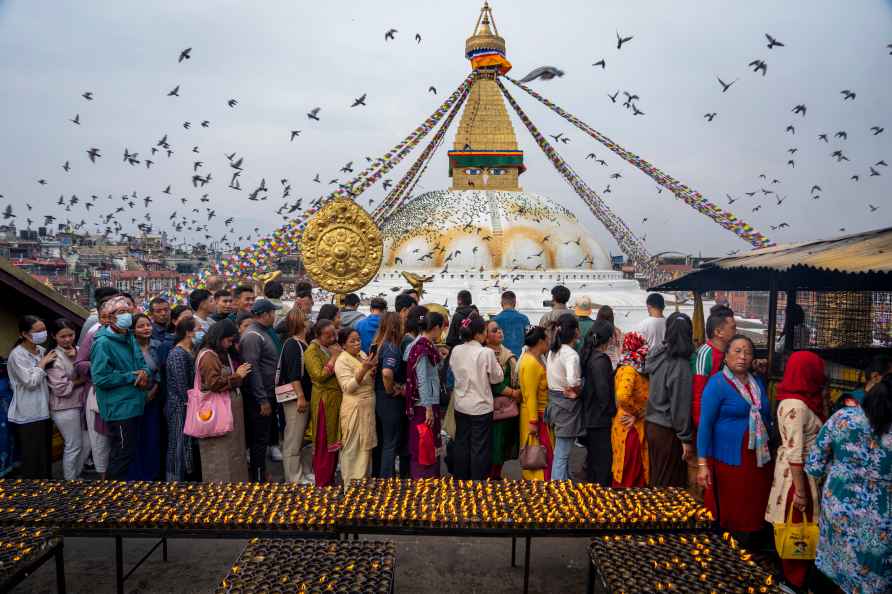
[552,436,574,480]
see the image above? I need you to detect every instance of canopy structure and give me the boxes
[650,226,892,293]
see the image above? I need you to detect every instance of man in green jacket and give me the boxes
[91,296,149,480]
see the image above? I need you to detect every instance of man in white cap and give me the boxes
[574,296,595,352]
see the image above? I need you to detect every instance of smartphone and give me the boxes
[369,344,379,357]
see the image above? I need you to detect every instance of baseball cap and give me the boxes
[250,298,282,315]
[575,296,593,316]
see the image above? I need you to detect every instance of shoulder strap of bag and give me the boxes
[275,336,304,385]
[193,349,210,393]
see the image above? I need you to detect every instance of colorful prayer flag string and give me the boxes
[498,79,654,272]
[504,76,773,249]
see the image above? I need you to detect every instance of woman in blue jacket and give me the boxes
[696,335,773,536]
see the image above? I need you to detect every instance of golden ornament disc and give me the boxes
[299,197,383,293]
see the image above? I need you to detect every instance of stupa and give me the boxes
[362,3,651,323]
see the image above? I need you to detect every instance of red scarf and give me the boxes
[776,351,826,420]
[404,335,442,415]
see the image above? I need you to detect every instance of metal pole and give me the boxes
[55,544,66,594]
[522,536,531,594]
[114,536,124,594]
[766,279,779,375]
[510,536,517,567]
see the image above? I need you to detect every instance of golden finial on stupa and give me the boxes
[465,2,510,74]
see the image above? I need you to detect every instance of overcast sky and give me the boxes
[1,0,890,259]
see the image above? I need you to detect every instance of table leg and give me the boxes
[55,544,66,594]
[115,536,124,594]
[511,536,517,568]
[162,536,168,562]
[522,536,531,594]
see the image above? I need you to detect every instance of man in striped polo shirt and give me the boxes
[691,304,736,427]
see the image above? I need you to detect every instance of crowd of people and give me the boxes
[3,282,890,593]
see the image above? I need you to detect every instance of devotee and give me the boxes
[277,307,314,484]
[450,314,503,480]
[394,294,415,328]
[239,298,282,482]
[579,319,616,485]
[294,285,314,323]
[402,288,420,303]
[545,313,582,481]
[78,287,120,347]
[806,376,891,594]
[692,304,736,428]
[776,303,810,353]
[264,280,290,323]
[129,314,162,480]
[334,327,378,487]
[211,290,234,322]
[539,285,571,342]
[304,319,343,487]
[636,293,666,350]
[75,291,122,477]
[595,305,623,369]
[8,315,55,478]
[236,311,254,337]
[573,296,595,352]
[317,304,342,329]
[402,305,429,354]
[232,285,256,316]
[493,290,530,358]
[46,319,87,479]
[404,311,447,478]
[836,354,891,409]
[356,297,386,354]
[765,351,825,592]
[91,297,150,480]
[165,317,199,481]
[189,289,216,333]
[196,319,252,482]
[148,297,172,341]
[371,312,405,478]
[170,304,193,326]
[445,290,477,348]
[610,332,650,487]
[340,293,366,329]
[518,326,552,480]
[697,335,773,541]
[485,319,520,479]
[644,312,695,487]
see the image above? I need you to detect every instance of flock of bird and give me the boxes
[1,18,889,259]
[518,31,888,240]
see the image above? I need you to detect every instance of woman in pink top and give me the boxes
[46,319,88,479]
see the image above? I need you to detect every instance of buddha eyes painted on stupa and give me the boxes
[464,168,483,175]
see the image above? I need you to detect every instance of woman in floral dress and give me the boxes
[805,376,892,594]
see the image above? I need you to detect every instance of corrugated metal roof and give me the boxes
[705,227,892,274]
[649,227,892,292]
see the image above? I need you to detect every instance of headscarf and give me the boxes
[722,367,771,467]
[618,331,648,372]
[776,351,826,420]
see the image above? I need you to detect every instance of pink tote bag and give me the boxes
[184,351,234,438]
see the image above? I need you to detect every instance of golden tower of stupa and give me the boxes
[449,2,525,192]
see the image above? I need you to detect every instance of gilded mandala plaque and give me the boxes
[299,197,383,293]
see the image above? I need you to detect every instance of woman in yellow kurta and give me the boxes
[611,331,650,486]
[518,327,553,481]
[304,319,343,487]
[333,327,378,488]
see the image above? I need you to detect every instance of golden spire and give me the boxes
[449,2,523,192]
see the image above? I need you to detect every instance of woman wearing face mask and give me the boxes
[697,335,773,540]
[46,319,87,479]
[7,316,56,478]
[91,297,151,481]
[165,317,200,481]
[196,319,252,482]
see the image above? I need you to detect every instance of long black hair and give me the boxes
[863,376,892,437]
[549,312,579,353]
[580,319,613,364]
[203,319,238,357]
[459,313,487,343]
[664,312,694,359]
[405,305,430,337]
[15,315,43,346]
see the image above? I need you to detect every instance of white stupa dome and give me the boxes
[381,189,612,271]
